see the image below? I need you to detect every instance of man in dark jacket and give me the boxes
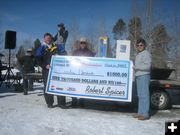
[71,37,95,107]
[36,33,67,108]
[54,23,68,49]
[20,49,35,95]
[72,37,95,57]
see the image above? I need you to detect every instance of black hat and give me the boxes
[58,23,64,27]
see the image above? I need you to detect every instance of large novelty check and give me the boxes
[46,56,133,102]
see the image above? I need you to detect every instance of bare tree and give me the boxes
[98,17,107,37]
[170,15,180,78]
[86,20,102,54]
[97,18,113,57]
[68,18,80,53]
[85,17,111,57]
[85,22,97,52]
[20,38,33,51]
[151,24,171,68]
[128,16,142,59]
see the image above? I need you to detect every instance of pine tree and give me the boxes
[112,18,126,40]
[112,18,126,57]
[33,38,41,55]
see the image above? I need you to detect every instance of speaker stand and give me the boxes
[3,49,16,88]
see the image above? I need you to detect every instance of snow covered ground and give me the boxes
[0,83,180,135]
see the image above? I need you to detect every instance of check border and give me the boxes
[46,56,133,102]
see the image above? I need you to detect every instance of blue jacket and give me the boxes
[35,43,66,56]
[35,43,67,70]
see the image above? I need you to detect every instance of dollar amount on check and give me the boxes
[46,56,133,102]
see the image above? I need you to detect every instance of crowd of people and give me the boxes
[17,22,152,120]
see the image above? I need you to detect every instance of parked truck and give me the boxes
[149,68,180,110]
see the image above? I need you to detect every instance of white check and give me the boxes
[46,56,133,102]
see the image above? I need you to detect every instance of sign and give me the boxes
[46,56,133,102]
[98,36,108,57]
[116,40,131,60]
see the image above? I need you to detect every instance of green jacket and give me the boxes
[20,55,35,73]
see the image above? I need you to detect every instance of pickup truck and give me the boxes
[149,68,180,110]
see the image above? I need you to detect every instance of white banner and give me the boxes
[46,56,133,102]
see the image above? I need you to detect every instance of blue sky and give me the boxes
[0,0,180,49]
[0,0,131,40]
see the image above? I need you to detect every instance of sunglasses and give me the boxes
[80,42,86,44]
[136,44,144,47]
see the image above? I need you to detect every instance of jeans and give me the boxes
[135,74,150,118]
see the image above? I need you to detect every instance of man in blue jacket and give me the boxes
[36,33,67,108]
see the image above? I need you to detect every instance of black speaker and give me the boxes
[5,30,16,49]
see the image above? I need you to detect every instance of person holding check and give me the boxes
[133,38,151,120]
[36,33,67,109]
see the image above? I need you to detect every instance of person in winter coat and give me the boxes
[71,37,95,108]
[133,38,151,120]
[54,23,68,49]
[72,37,95,57]
[19,49,35,95]
[36,33,68,109]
